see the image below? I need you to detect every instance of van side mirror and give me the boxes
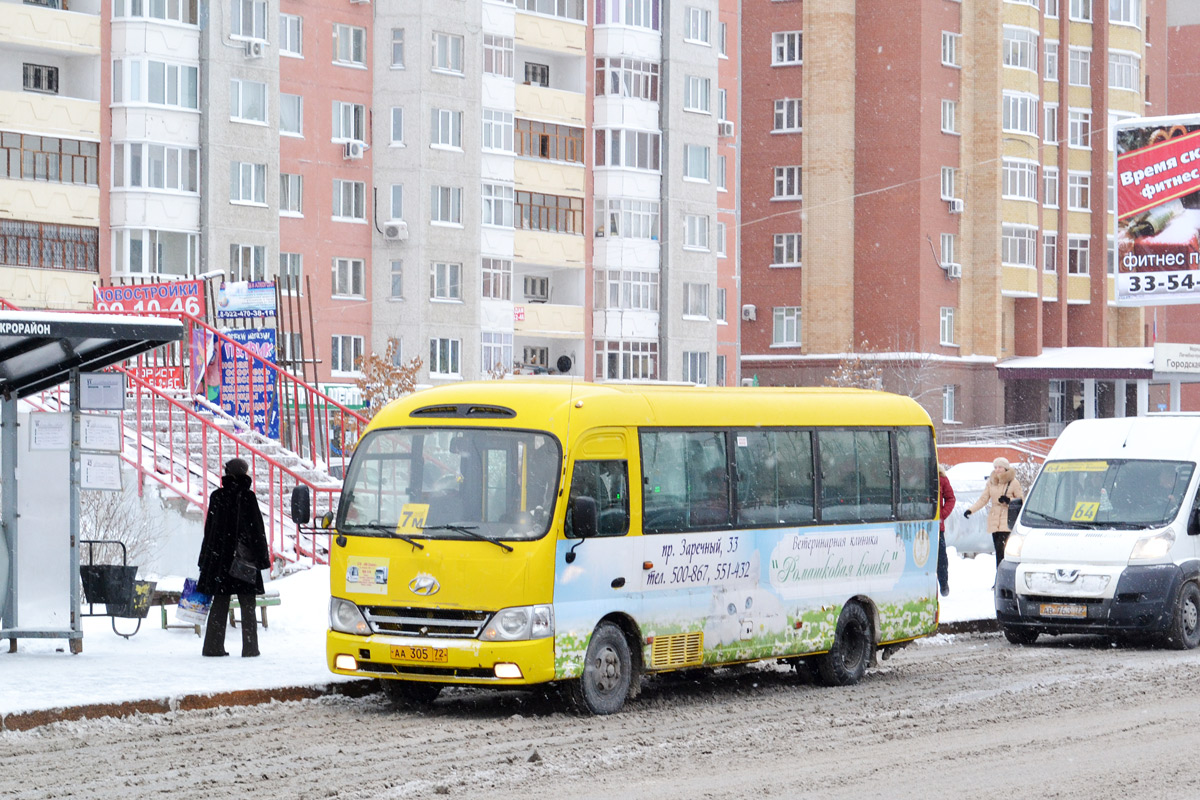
[290,486,311,525]
[570,496,598,539]
[1189,507,1200,536]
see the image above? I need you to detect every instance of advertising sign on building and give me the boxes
[216,281,276,319]
[220,329,278,438]
[93,279,205,317]
[1153,342,1200,374]
[1115,114,1200,306]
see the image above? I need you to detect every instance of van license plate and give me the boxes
[390,645,448,663]
[1039,603,1087,618]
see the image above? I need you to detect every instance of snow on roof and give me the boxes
[996,347,1154,379]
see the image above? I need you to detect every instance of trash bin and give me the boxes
[80,564,138,614]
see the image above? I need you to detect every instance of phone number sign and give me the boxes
[94,280,205,317]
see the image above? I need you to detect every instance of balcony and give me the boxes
[514,158,584,195]
[0,89,100,139]
[513,302,584,338]
[0,3,100,55]
[0,177,98,226]
[514,12,585,55]
[515,84,585,127]
[514,229,585,267]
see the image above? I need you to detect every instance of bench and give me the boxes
[228,591,281,629]
[150,590,201,636]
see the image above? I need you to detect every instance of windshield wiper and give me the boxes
[1022,510,1093,529]
[421,523,514,553]
[346,523,425,550]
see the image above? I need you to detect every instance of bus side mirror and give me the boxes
[290,486,311,526]
[571,496,598,539]
[321,511,335,530]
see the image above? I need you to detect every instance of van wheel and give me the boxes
[1165,582,1200,650]
[1003,626,1039,646]
[380,680,442,708]
[816,603,872,686]
[568,622,632,714]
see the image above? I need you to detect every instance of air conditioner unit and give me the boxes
[383,220,408,241]
[741,304,756,321]
[944,262,962,279]
[244,40,265,59]
[343,140,364,160]
[948,198,964,214]
[718,120,735,137]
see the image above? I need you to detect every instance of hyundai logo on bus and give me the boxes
[409,574,440,596]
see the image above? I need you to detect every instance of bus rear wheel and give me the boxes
[380,679,442,709]
[568,621,632,714]
[816,603,871,687]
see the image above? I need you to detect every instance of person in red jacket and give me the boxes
[937,465,955,597]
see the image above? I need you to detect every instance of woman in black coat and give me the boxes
[198,458,271,657]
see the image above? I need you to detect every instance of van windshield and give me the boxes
[1023,459,1195,529]
[338,427,561,542]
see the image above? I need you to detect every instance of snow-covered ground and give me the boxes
[0,550,997,717]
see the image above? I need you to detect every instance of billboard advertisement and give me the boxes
[220,329,278,439]
[216,281,276,319]
[93,279,205,317]
[1115,114,1200,306]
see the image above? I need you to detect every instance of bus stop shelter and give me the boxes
[0,311,184,653]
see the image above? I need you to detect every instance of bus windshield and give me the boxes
[1023,459,1195,529]
[338,427,561,542]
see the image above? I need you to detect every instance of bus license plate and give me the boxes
[1039,603,1087,618]
[390,645,448,663]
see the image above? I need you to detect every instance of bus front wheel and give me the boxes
[1165,581,1200,650]
[569,621,632,714]
[816,603,871,687]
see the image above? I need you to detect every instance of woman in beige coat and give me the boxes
[964,457,1024,569]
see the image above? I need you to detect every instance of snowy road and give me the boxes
[5,631,1200,799]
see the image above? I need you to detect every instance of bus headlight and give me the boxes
[481,605,554,641]
[1005,530,1026,560]
[1130,529,1176,562]
[330,597,371,635]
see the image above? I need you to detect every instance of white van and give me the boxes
[996,415,1200,648]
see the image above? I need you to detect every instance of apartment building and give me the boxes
[739,0,1165,430]
[0,0,102,309]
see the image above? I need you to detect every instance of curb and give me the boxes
[0,679,378,733]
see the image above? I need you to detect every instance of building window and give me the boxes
[391,107,404,145]
[481,182,515,227]
[332,180,366,220]
[716,288,727,322]
[230,79,267,123]
[1002,159,1039,201]
[332,101,366,141]
[772,31,803,65]
[594,198,659,240]
[516,0,585,21]
[1045,40,1059,81]
[717,155,727,191]
[775,98,803,132]
[1110,0,1139,25]
[1068,47,1091,86]
[113,0,198,23]
[683,283,709,317]
[940,233,956,268]
[684,215,709,250]
[941,100,957,134]
[685,7,711,43]
[595,340,657,380]
[1043,231,1058,272]
[430,186,463,225]
[230,162,266,204]
[332,257,365,297]
[684,144,710,181]
[1068,235,1090,274]
[22,63,59,95]
[5,135,98,186]
[773,307,801,346]
[280,252,302,294]
[939,307,955,345]
[516,119,583,162]
[482,332,513,375]
[389,184,403,220]
[595,129,661,171]
[484,33,514,78]
[715,354,726,386]
[1043,166,1060,208]
[229,244,265,281]
[432,32,464,74]
[716,223,726,257]
[1069,0,1092,22]
[594,58,659,101]
[684,76,711,113]
[517,191,583,234]
[230,0,267,39]
[333,24,366,66]
[111,59,199,109]
[431,108,463,149]
[1002,225,1037,267]
[1044,103,1059,144]
[429,338,462,377]
[717,89,727,121]
[281,94,302,136]
[1003,27,1038,70]
[774,166,802,199]
[940,166,957,200]
[280,173,302,216]
[597,0,658,29]
[482,109,515,153]
[280,14,302,56]
[683,352,709,386]
[1068,109,1091,147]
[391,28,405,68]
[1109,51,1140,91]
[595,270,659,311]
[481,257,512,300]
[1046,0,1060,17]
[942,385,956,423]
[524,62,550,87]
[331,335,364,374]
[1067,172,1091,211]
[430,262,462,301]
[389,260,403,299]
[1002,92,1038,136]
[773,233,802,266]
[719,22,728,56]
[1,220,97,272]
[941,32,961,67]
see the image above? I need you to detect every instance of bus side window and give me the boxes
[565,460,630,537]
[897,427,936,520]
[735,430,814,526]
